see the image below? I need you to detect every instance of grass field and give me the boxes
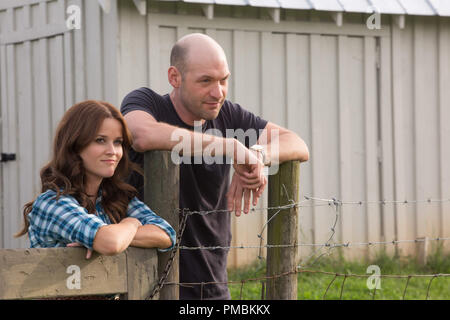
[228,249,450,300]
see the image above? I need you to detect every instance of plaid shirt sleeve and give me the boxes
[27,190,107,250]
[126,197,176,252]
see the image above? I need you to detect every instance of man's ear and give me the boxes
[168,66,182,88]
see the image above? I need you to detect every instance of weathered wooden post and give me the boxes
[144,150,180,299]
[266,160,299,300]
[125,247,159,300]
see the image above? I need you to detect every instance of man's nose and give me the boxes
[210,82,224,100]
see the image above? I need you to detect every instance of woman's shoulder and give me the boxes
[127,196,146,209]
[29,190,91,227]
[33,189,80,209]
[126,196,154,214]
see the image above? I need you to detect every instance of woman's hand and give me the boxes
[66,242,93,259]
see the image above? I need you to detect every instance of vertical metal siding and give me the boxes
[0,0,119,248]
[438,17,450,243]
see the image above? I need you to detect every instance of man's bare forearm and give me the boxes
[125,111,256,163]
[256,122,309,166]
[262,131,309,166]
[125,112,231,156]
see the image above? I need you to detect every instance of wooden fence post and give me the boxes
[125,247,159,300]
[144,150,179,300]
[266,160,299,300]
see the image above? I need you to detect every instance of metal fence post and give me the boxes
[144,150,180,300]
[266,160,299,300]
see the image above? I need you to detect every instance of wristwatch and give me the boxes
[250,144,269,166]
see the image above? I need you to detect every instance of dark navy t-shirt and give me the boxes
[120,87,267,300]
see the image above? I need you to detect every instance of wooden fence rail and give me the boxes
[0,247,158,300]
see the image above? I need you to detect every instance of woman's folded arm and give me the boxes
[92,217,141,255]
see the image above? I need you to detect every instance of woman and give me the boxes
[16,100,175,258]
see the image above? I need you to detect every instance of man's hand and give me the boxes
[227,142,267,216]
[227,171,248,216]
[232,140,266,188]
[226,169,267,217]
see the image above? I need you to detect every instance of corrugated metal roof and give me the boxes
[214,0,248,5]
[172,0,450,17]
[338,0,370,13]
[248,0,279,8]
[310,0,343,12]
[398,0,435,15]
[369,0,406,14]
[428,0,450,16]
[278,0,311,10]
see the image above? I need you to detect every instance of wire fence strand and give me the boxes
[149,194,450,300]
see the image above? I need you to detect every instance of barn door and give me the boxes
[0,0,75,248]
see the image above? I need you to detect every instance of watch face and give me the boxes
[251,145,263,151]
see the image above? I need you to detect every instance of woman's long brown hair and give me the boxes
[16,100,141,237]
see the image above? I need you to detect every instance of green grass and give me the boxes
[227,248,450,300]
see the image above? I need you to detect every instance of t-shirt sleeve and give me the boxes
[225,102,268,148]
[120,87,164,120]
[126,197,176,252]
[27,191,107,250]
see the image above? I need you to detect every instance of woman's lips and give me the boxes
[101,160,116,164]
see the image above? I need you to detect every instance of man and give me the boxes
[121,33,309,300]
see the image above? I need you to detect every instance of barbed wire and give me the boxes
[182,195,450,217]
[162,268,450,300]
[146,208,189,300]
[177,237,450,251]
[148,193,450,300]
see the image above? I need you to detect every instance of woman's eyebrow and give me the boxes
[96,134,123,139]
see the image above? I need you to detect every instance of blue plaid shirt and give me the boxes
[27,189,176,252]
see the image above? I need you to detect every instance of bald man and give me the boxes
[121,33,309,300]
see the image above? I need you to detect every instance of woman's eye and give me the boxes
[95,138,105,143]
[114,140,123,145]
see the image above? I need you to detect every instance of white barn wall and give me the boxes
[438,18,450,249]
[390,15,450,257]
[0,0,119,249]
